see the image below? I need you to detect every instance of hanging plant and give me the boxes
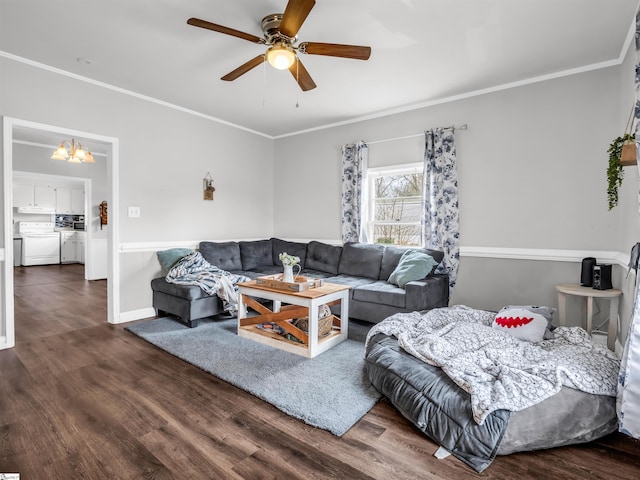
[607,133,635,210]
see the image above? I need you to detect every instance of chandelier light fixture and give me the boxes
[51,138,95,164]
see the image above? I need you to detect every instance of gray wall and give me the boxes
[2,41,639,345]
[273,57,637,347]
[274,65,623,249]
[1,56,275,315]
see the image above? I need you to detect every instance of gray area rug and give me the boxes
[126,316,381,436]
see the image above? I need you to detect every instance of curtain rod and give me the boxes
[366,124,468,145]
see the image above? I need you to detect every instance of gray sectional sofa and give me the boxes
[151,238,449,327]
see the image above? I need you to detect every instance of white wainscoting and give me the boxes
[88,238,108,280]
[119,241,629,267]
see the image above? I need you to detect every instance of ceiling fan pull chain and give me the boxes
[262,57,267,107]
[296,60,300,108]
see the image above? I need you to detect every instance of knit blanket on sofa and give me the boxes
[366,306,620,425]
[166,251,249,314]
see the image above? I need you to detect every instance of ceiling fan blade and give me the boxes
[221,55,265,81]
[289,57,316,91]
[300,42,371,60]
[279,0,315,38]
[187,18,263,44]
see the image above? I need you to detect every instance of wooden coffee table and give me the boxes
[236,280,350,358]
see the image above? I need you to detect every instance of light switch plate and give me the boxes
[128,206,140,218]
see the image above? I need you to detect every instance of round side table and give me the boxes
[555,283,622,351]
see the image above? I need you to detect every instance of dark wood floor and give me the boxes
[1,265,639,479]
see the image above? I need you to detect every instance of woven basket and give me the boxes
[293,315,334,338]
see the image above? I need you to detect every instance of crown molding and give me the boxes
[0,50,272,140]
[1,27,631,142]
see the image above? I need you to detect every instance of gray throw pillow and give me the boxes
[157,248,193,270]
[388,250,438,288]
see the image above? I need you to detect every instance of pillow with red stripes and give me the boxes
[492,305,555,342]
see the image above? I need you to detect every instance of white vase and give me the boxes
[282,264,300,282]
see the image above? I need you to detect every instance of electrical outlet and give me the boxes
[128,206,141,218]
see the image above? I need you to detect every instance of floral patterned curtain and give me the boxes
[422,128,459,294]
[341,141,368,243]
[616,9,640,440]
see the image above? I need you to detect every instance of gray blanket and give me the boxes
[165,251,248,313]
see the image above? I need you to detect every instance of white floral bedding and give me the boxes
[366,306,620,425]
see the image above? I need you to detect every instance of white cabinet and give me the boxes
[60,231,84,263]
[76,232,85,264]
[34,185,56,207]
[13,184,56,208]
[71,189,84,214]
[60,232,76,263]
[13,184,34,208]
[56,188,72,214]
[56,188,84,214]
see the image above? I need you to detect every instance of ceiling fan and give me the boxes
[187,0,371,91]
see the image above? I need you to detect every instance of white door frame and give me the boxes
[2,116,120,350]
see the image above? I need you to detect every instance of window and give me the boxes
[366,164,423,246]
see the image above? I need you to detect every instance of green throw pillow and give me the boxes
[157,248,193,270]
[388,250,438,288]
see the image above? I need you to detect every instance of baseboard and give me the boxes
[115,307,156,324]
[0,336,13,351]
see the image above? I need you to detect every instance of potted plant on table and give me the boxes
[279,252,301,283]
[607,133,636,210]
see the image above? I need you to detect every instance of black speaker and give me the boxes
[592,264,613,290]
[580,257,597,287]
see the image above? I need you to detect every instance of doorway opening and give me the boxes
[2,116,120,350]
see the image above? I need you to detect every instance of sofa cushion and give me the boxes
[388,250,439,288]
[151,277,208,301]
[157,248,193,271]
[380,246,444,281]
[245,265,283,277]
[338,243,384,280]
[353,281,406,308]
[305,241,342,275]
[300,269,335,279]
[199,241,242,271]
[322,274,377,290]
[239,239,274,270]
[271,238,308,268]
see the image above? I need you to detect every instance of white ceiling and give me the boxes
[1,0,638,138]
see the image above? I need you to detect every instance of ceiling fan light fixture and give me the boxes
[267,44,295,70]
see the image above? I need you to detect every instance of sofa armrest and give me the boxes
[405,274,449,311]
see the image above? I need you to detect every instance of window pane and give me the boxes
[374,174,422,199]
[374,197,422,222]
[373,224,422,246]
[368,169,423,247]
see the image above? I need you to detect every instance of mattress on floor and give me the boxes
[365,333,617,472]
